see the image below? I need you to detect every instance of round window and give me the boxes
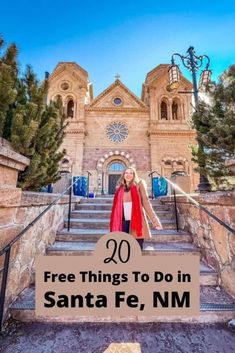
[106,122,128,143]
[61,82,69,91]
[113,97,122,106]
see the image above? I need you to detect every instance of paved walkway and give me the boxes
[0,321,235,353]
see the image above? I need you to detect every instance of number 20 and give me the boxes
[104,239,130,264]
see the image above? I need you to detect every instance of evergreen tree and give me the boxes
[0,37,18,136]
[192,65,235,189]
[0,36,67,190]
[10,66,67,190]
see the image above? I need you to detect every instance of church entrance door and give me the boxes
[108,174,120,194]
[107,161,126,195]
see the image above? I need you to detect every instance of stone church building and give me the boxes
[47,62,198,194]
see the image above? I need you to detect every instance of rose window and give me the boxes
[106,122,128,143]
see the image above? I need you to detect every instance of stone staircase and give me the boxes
[10,196,235,323]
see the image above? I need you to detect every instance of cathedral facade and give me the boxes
[47,62,198,194]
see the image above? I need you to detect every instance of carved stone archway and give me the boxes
[96,150,136,194]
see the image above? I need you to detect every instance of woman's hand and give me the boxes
[154,223,163,230]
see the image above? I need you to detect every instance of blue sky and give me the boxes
[1,0,235,96]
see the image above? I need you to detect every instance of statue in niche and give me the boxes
[160,101,168,120]
[172,101,179,120]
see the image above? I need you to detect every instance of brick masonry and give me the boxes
[83,148,151,171]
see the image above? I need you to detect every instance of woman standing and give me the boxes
[109,167,163,249]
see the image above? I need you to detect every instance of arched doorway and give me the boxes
[108,161,125,194]
[96,151,136,195]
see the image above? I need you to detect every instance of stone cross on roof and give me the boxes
[115,73,121,80]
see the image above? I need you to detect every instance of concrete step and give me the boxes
[56,229,192,243]
[70,210,174,220]
[75,203,173,211]
[96,195,115,198]
[151,200,171,206]
[80,198,166,205]
[79,198,113,204]
[64,218,176,230]
[10,286,235,323]
[200,263,218,286]
[46,241,200,256]
[76,203,113,210]
[79,197,168,206]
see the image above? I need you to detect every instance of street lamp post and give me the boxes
[168,46,212,193]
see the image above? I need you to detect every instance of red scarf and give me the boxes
[110,184,142,237]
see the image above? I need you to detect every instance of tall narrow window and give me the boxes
[172,101,179,120]
[161,101,168,120]
[67,99,74,118]
[62,158,69,165]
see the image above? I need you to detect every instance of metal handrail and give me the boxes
[148,171,155,199]
[86,171,92,198]
[149,171,235,234]
[0,176,81,330]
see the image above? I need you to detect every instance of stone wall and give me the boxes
[167,192,235,296]
[1,191,79,320]
[0,137,80,321]
[0,137,30,187]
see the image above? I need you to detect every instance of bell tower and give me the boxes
[47,62,93,175]
[142,64,199,191]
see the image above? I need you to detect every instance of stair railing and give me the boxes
[0,176,81,331]
[86,171,92,198]
[149,171,235,235]
[148,171,156,200]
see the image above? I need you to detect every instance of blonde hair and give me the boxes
[117,166,140,188]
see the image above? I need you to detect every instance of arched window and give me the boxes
[67,99,74,118]
[172,101,179,120]
[59,157,71,174]
[164,160,172,167]
[176,161,183,166]
[161,101,168,120]
[109,162,125,171]
[55,94,62,102]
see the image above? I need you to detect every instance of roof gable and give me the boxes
[145,64,192,88]
[49,62,88,87]
[88,79,148,110]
